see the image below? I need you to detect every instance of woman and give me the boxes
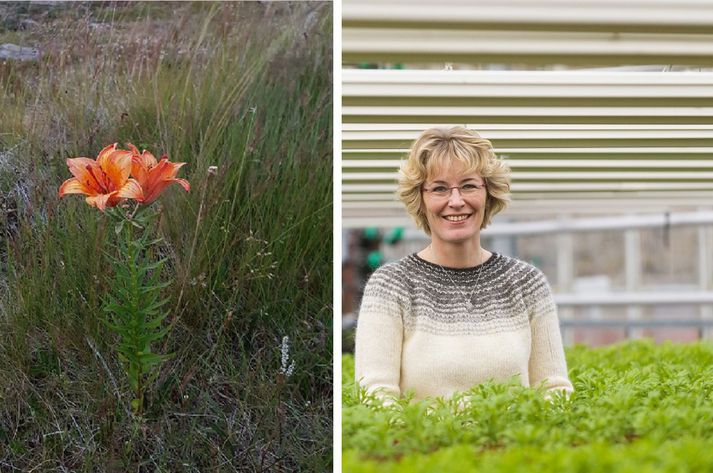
[354,127,573,402]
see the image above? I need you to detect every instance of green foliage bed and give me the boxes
[343,340,713,472]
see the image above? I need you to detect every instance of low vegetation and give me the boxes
[343,340,713,472]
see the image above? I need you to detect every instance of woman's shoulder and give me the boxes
[492,253,550,287]
[361,256,421,305]
[366,254,420,286]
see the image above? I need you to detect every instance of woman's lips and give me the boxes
[443,214,471,222]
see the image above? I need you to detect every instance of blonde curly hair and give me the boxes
[397,127,511,234]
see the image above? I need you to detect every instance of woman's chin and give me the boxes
[434,227,479,244]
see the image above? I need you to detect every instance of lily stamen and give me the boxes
[85,165,107,192]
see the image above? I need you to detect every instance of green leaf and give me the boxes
[143,311,170,330]
[138,352,168,366]
[142,297,171,313]
[114,219,126,236]
[140,281,172,293]
[145,237,165,247]
[104,304,133,317]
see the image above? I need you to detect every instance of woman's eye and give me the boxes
[432,186,448,193]
[461,184,479,190]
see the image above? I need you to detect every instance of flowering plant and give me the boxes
[60,143,189,415]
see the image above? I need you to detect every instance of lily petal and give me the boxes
[117,178,144,201]
[140,150,158,169]
[174,178,190,193]
[153,158,185,181]
[66,158,107,193]
[58,177,93,197]
[101,149,133,191]
[96,143,118,168]
[86,192,118,211]
[131,155,151,188]
[127,143,140,156]
[128,144,159,188]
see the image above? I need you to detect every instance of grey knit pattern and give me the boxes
[361,253,556,336]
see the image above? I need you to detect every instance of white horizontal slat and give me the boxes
[556,292,713,306]
[344,69,713,85]
[343,129,713,142]
[344,147,713,155]
[344,70,713,96]
[343,171,713,180]
[344,0,713,29]
[345,83,713,98]
[343,182,713,192]
[343,160,713,169]
[348,146,713,155]
[343,124,713,131]
[343,106,713,118]
[344,29,713,64]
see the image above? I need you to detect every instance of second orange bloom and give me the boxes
[129,144,190,204]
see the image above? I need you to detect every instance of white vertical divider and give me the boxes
[625,227,643,339]
[699,222,713,340]
[557,231,575,346]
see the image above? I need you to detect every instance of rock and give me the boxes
[0,43,40,61]
[20,18,40,30]
[89,22,110,31]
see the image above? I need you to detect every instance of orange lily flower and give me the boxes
[58,143,144,211]
[128,144,190,204]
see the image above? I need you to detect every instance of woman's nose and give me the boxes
[448,188,465,206]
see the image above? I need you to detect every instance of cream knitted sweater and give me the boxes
[354,253,573,401]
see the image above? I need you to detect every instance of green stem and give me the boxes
[127,218,142,415]
[105,206,172,417]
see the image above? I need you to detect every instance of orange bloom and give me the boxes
[58,143,144,211]
[128,144,190,204]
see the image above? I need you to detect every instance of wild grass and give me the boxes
[343,340,713,472]
[0,2,332,471]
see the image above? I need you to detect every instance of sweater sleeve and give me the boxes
[526,269,574,395]
[354,266,404,402]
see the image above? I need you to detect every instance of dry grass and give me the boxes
[0,2,332,471]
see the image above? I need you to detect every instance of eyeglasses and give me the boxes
[422,182,486,199]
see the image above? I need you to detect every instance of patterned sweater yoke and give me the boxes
[354,253,574,401]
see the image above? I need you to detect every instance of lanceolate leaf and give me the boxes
[140,281,172,293]
[143,311,171,330]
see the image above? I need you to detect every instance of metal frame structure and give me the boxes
[341,0,713,342]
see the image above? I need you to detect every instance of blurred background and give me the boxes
[341,0,713,351]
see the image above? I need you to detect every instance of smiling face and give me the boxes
[422,162,487,246]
